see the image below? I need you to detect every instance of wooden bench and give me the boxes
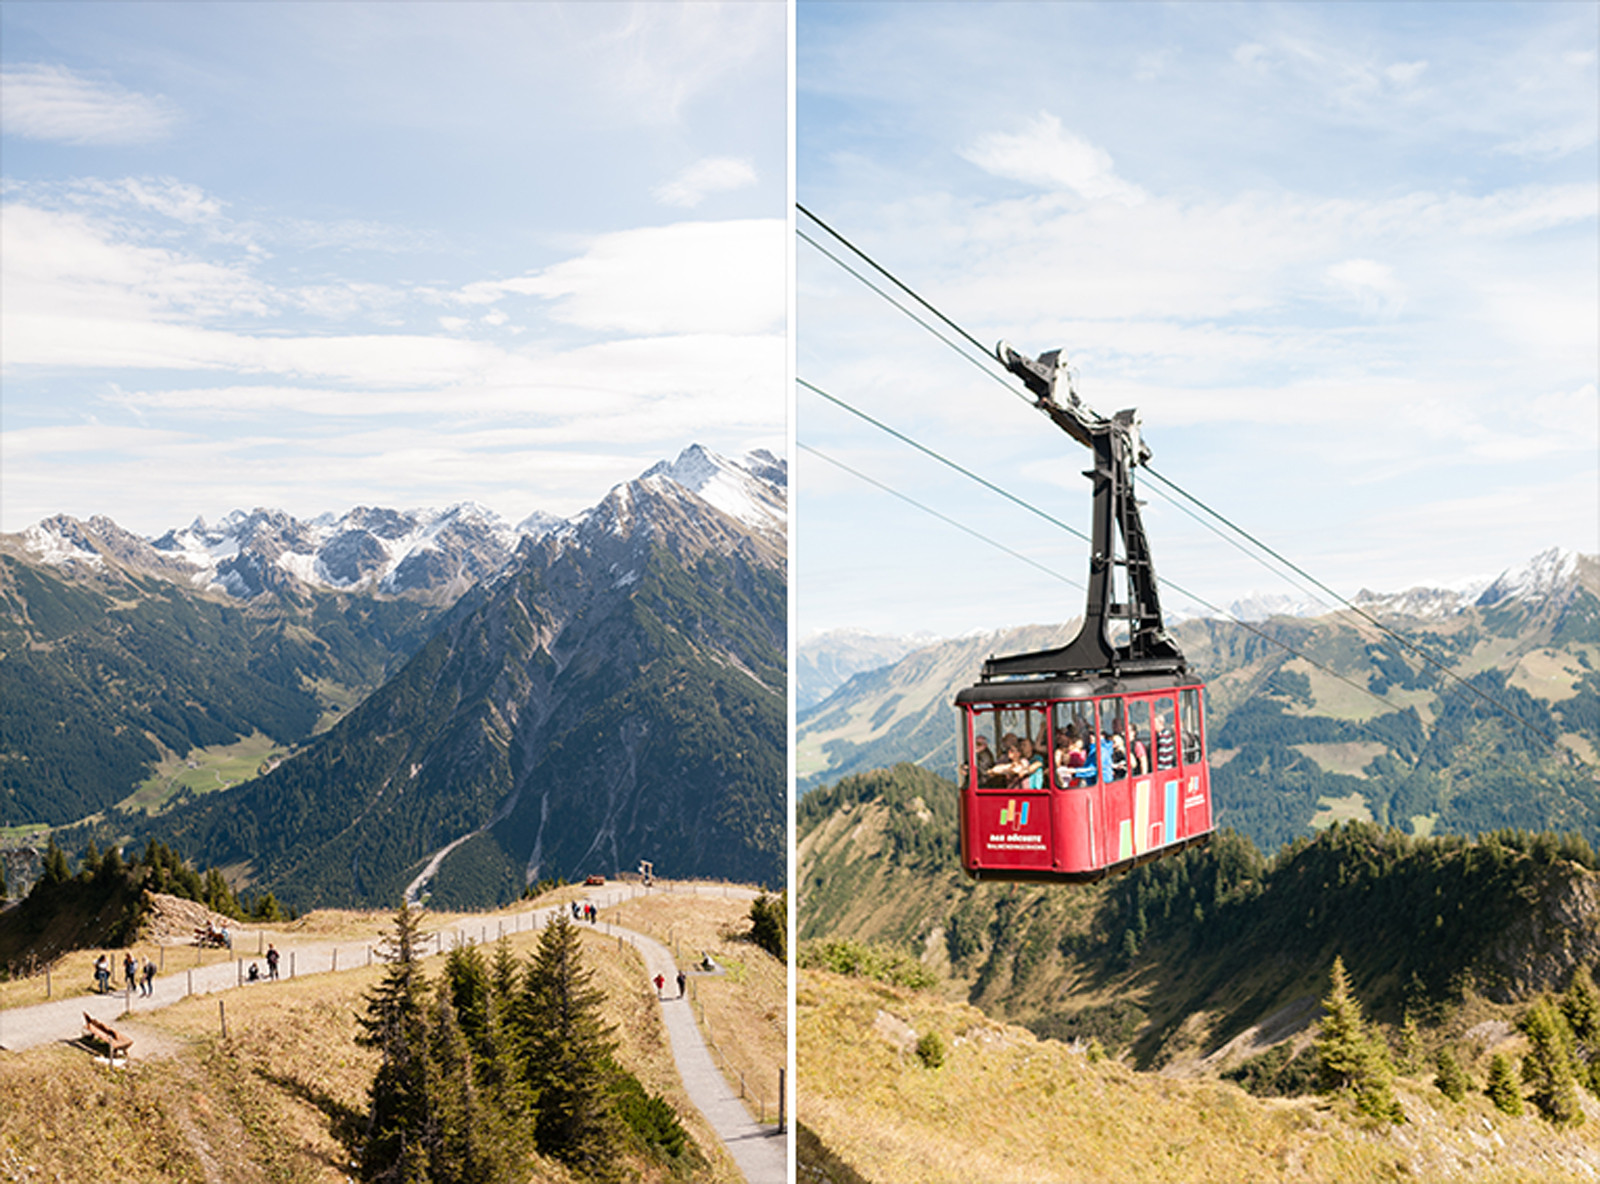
[82,1013,133,1061]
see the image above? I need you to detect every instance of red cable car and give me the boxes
[957,344,1214,883]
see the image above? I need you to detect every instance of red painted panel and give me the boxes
[969,793,1053,871]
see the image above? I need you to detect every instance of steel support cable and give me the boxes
[802,437,1404,716]
[1142,465,1570,754]
[799,203,1577,760]
[797,228,1021,398]
[799,376,1087,544]
[799,442,1080,591]
[798,202,997,361]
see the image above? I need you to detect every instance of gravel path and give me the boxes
[0,882,787,1184]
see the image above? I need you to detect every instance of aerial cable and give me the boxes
[798,202,997,362]
[797,229,1021,398]
[799,204,1577,760]
[802,433,1405,717]
[1142,464,1569,752]
[799,442,1081,591]
[799,377,1087,544]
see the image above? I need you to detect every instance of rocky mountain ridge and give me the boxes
[14,443,778,604]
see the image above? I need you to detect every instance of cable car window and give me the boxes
[1052,700,1098,787]
[1125,700,1152,777]
[1151,695,1178,770]
[1104,698,1129,781]
[970,705,1048,789]
[1178,687,1204,765]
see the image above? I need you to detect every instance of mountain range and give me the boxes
[2,445,786,909]
[799,548,1600,854]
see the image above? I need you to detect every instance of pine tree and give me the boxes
[1397,1011,1423,1075]
[422,988,521,1184]
[516,915,623,1176]
[1521,997,1585,1126]
[41,836,70,886]
[747,890,786,961]
[1485,1053,1524,1116]
[1433,1047,1469,1102]
[357,904,434,1181]
[1314,956,1404,1122]
[1562,964,1600,1045]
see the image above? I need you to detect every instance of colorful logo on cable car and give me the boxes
[998,799,1029,829]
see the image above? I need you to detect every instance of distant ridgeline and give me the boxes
[798,764,1600,1071]
[797,550,1600,854]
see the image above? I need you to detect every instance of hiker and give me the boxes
[653,973,665,999]
[247,962,260,983]
[266,944,280,981]
[94,953,111,994]
[571,901,580,919]
[141,959,156,997]
[123,952,137,993]
[676,970,686,998]
[220,924,231,951]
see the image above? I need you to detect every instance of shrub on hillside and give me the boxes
[798,938,937,990]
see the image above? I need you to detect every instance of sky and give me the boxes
[797,1,1599,641]
[1,1,787,535]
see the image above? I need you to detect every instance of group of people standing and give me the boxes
[93,951,156,997]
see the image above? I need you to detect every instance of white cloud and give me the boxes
[452,219,785,336]
[653,157,758,208]
[961,113,1145,206]
[1325,258,1404,317]
[0,63,179,145]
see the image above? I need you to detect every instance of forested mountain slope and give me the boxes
[0,545,443,826]
[144,450,787,910]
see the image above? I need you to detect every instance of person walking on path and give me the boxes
[141,959,156,997]
[94,954,111,994]
[266,944,280,981]
[677,970,686,998]
[123,952,137,993]
[654,973,665,999]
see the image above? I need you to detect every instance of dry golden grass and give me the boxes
[0,894,755,1182]
[798,967,1600,1184]
[604,886,787,1124]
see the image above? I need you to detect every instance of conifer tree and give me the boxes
[1433,1047,1468,1102]
[1485,1053,1524,1116]
[1562,964,1600,1045]
[1521,997,1585,1126]
[516,915,623,1176]
[1314,956,1404,1122]
[1397,1011,1423,1075]
[357,904,433,1181]
[421,987,521,1184]
[41,836,70,886]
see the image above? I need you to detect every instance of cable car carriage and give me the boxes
[957,344,1214,883]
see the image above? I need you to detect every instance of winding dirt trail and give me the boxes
[0,882,786,1184]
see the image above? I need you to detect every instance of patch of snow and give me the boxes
[22,523,103,568]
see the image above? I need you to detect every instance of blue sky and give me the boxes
[797,1,1598,639]
[1,1,787,534]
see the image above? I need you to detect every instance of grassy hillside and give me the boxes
[799,765,1600,1072]
[0,888,773,1182]
[798,965,1600,1183]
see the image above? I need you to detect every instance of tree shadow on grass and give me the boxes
[259,1068,367,1169]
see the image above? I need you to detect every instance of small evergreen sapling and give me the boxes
[1433,1048,1469,1102]
[1485,1053,1524,1116]
[1314,956,1404,1123]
